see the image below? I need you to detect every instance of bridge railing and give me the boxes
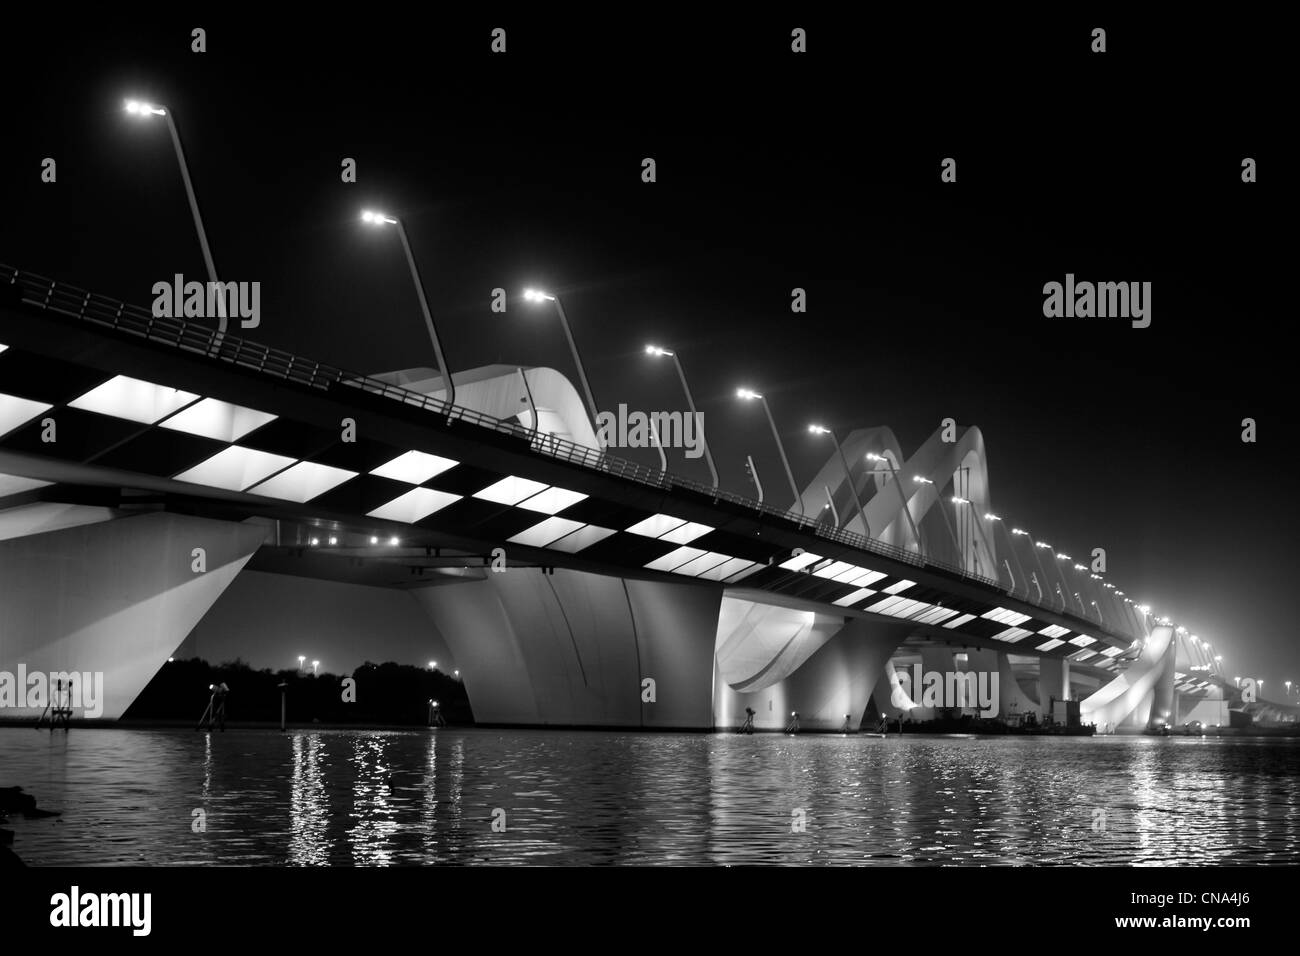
[3,263,1101,619]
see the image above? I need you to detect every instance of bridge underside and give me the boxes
[0,503,1216,732]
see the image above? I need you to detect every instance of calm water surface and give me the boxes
[2,728,1297,865]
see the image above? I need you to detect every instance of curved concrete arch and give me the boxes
[714,597,848,693]
[371,364,600,449]
[713,617,914,731]
[796,426,917,548]
[1080,625,1177,731]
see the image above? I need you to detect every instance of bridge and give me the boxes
[0,264,1279,732]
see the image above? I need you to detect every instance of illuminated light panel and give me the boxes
[982,607,1032,626]
[626,513,687,539]
[778,551,822,571]
[1036,638,1065,651]
[865,595,928,618]
[68,375,198,424]
[367,487,462,523]
[174,446,296,491]
[888,599,931,619]
[0,394,52,439]
[699,557,756,581]
[0,474,53,496]
[813,560,856,580]
[830,565,867,583]
[914,606,959,626]
[249,461,357,502]
[994,627,1033,643]
[658,521,714,545]
[508,516,586,548]
[724,562,763,583]
[943,613,976,629]
[1070,650,1097,662]
[1037,624,1070,638]
[671,551,733,576]
[833,587,878,607]
[159,398,276,442]
[644,546,707,573]
[884,579,915,594]
[844,568,887,587]
[547,524,617,553]
[517,486,587,515]
[473,475,548,506]
[371,451,459,484]
[1068,635,1096,647]
[1100,646,1124,658]
[0,344,7,353]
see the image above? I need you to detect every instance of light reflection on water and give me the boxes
[2,729,1297,866]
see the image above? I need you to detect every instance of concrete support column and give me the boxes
[1038,657,1070,714]
[714,617,913,732]
[0,512,267,720]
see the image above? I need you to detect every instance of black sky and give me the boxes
[1,13,1292,685]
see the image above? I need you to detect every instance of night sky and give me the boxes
[2,14,1292,685]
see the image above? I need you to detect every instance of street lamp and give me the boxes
[983,512,1030,598]
[523,289,600,440]
[297,655,305,673]
[311,660,319,676]
[736,388,803,516]
[949,496,997,579]
[645,344,718,489]
[808,424,869,536]
[124,98,226,336]
[865,452,922,553]
[912,476,962,562]
[362,211,455,406]
[428,660,438,671]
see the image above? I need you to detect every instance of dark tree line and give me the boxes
[124,658,473,726]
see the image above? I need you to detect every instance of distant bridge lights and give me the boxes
[736,388,802,516]
[645,344,717,489]
[522,288,599,436]
[311,660,319,676]
[361,210,455,407]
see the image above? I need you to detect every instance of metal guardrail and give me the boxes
[2,263,1132,636]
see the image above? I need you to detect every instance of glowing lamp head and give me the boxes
[361,210,396,226]
[523,288,555,303]
[808,424,830,435]
[125,99,165,117]
[645,344,672,357]
[736,388,762,401]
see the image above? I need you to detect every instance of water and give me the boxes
[2,728,1297,865]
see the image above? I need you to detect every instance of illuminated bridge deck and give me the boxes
[1,265,1140,671]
